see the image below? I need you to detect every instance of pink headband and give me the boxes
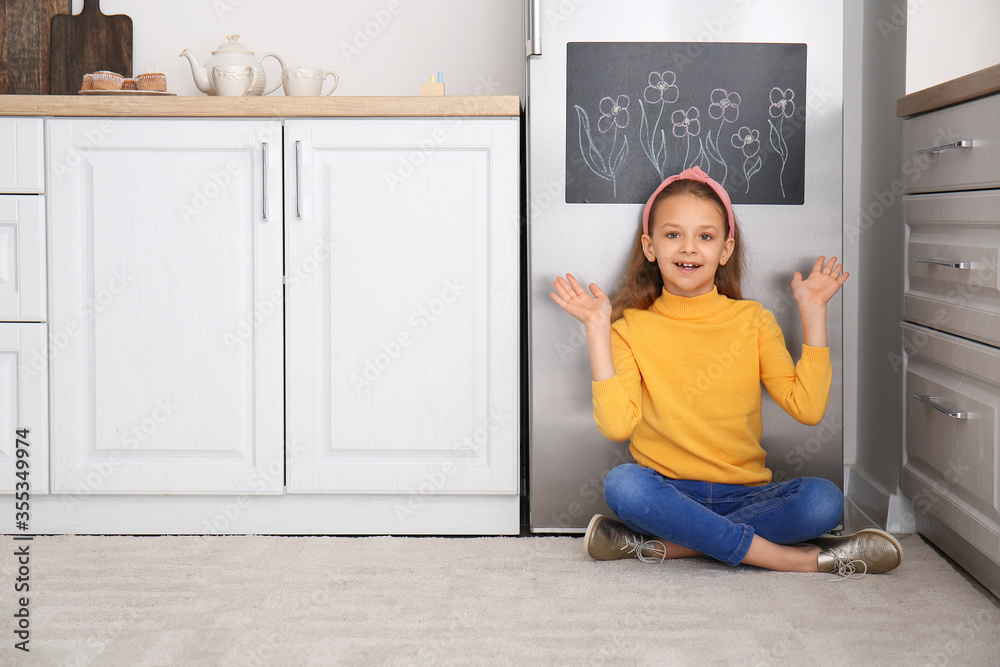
[641,165,735,239]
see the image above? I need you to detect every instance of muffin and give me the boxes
[92,71,124,90]
[81,73,94,90]
[135,73,167,92]
[122,78,137,90]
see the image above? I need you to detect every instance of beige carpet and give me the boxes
[1,533,998,665]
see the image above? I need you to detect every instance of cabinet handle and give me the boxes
[915,257,973,270]
[262,141,269,222]
[912,393,971,420]
[295,140,303,220]
[915,139,973,155]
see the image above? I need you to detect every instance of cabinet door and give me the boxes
[902,94,1000,194]
[0,324,48,494]
[48,120,284,494]
[903,191,1000,347]
[0,118,44,194]
[0,196,46,321]
[285,119,519,494]
[901,323,1000,563]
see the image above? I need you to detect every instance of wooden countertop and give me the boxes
[0,95,522,117]
[897,63,1000,117]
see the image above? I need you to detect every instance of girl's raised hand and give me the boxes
[791,256,849,311]
[550,273,612,330]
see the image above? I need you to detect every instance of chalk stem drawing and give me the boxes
[639,101,669,178]
[690,137,711,173]
[731,126,762,194]
[640,71,679,178]
[575,95,630,196]
[767,87,795,198]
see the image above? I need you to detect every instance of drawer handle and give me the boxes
[915,257,973,270]
[916,139,973,155]
[295,140,303,220]
[912,393,971,420]
[262,141,269,222]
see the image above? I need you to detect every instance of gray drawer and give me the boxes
[901,323,1000,563]
[903,191,1000,347]
[902,93,1000,193]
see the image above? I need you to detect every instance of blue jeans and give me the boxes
[603,463,844,566]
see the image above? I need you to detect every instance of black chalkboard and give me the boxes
[566,42,807,205]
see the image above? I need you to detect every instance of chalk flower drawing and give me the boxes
[671,106,700,138]
[639,71,679,178]
[767,87,795,197]
[568,56,804,204]
[643,71,679,105]
[731,126,760,157]
[708,89,741,122]
[705,88,741,184]
[768,87,796,118]
[732,126,762,193]
[575,95,630,196]
[598,95,630,132]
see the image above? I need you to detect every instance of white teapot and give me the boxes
[180,34,285,96]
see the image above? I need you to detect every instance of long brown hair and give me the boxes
[609,179,745,321]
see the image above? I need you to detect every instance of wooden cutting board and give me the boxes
[0,0,72,94]
[50,0,132,95]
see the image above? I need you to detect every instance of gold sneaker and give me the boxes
[584,514,667,563]
[813,528,903,579]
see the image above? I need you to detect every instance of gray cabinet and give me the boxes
[901,93,1000,598]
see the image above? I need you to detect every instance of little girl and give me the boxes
[551,166,902,577]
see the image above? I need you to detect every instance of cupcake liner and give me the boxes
[93,70,124,91]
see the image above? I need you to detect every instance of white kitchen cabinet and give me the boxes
[0,119,47,499]
[0,197,47,321]
[0,324,49,493]
[47,119,284,494]
[22,104,520,534]
[0,118,44,194]
[284,119,519,499]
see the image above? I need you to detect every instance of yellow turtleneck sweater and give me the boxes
[592,287,831,486]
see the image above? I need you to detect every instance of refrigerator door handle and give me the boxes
[527,0,541,56]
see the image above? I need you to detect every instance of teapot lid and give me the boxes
[212,34,254,55]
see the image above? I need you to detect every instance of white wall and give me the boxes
[905,0,1000,93]
[76,0,524,97]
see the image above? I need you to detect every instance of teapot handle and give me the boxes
[260,52,287,95]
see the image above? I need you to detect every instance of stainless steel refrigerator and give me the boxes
[526,0,845,532]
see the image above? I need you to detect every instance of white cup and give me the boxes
[212,65,258,97]
[281,67,339,96]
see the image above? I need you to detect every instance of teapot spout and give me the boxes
[179,48,213,94]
